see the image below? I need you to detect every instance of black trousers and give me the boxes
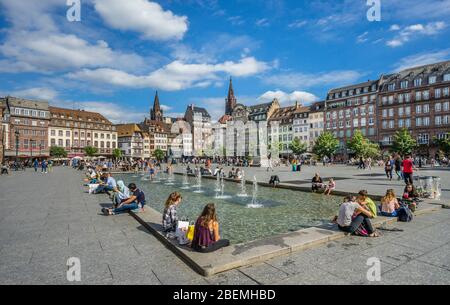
[339,214,375,235]
[403,173,413,184]
[195,239,230,253]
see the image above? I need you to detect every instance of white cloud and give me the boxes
[389,24,401,31]
[386,21,447,47]
[64,101,145,124]
[258,90,318,106]
[288,20,307,29]
[7,87,59,101]
[67,57,272,91]
[255,18,270,27]
[0,32,146,73]
[394,49,450,72]
[356,32,369,43]
[93,0,188,41]
[228,16,245,26]
[263,70,364,90]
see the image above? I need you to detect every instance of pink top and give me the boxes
[382,198,399,213]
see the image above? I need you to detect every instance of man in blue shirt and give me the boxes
[95,173,118,194]
[102,183,146,215]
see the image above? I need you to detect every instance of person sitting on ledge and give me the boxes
[402,183,419,212]
[95,173,117,194]
[191,203,230,253]
[311,173,323,192]
[356,190,377,218]
[335,195,380,237]
[112,180,130,209]
[324,178,336,196]
[102,183,145,216]
[380,189,401,217]
[163,192,182,234]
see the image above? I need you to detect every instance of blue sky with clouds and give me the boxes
[0,0,449,123]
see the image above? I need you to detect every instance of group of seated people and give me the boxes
[311,173,336,195]
[162,192,230,253]
[227,168,243,180]
[335,185,419,237]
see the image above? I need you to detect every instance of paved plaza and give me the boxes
[0,166,449,285]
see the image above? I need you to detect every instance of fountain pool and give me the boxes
[116,174,342,244]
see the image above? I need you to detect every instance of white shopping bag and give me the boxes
[88,184,99,194]
[176,221,190,245]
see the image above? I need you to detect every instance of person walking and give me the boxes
[402,155,416,185]
[394,156,403,181]
[34,159,39,172]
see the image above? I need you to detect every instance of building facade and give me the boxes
[116,124,144,160]
[184,104,212,156]
[325,80,379,158]
[0,99,7,164]
[48,107,117,158]
[3,97,50,160]
[378,61,450,156]
[308,101,325,149]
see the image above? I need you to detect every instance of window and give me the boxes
[436,103,442,112]
[58,130,63,136]
[58,139,63,146]
[382,109,387,118]
[416,105,422,114]
[361,118,366,127]
[429,76,437,84]
[398,119,404,128]
[423,90,429,100]
[423,104,430,113]
[388,96,394,104]
[436,116,442,126]
[382,96,388,105]
[444,74,450,82]
[66,140,70,147]
[444,87,449,97]
[444,102,449,111]
[405,93,411,102]
[415,91,422,101]
[389,120,394,129]
[405,119,411,128]
[389,109,394,117]
[405,106,411,115]
[388,83,396,91]
[398,94,404,103]
[399,107,404,116]
[414,78,422,87]
[416,117,422,127]
[435,88,441,98]
[400,80,408,89]
[51,130,55,136]
[66,131,70,137]
[417,134,429,145]
[423,117,430,126]
[353,119,359,128]
[368,105,374,114]
[382,121,388,129]
[369,118,374,125]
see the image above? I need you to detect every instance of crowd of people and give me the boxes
[83,164,230,253]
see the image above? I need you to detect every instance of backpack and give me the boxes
[397,205,413,222]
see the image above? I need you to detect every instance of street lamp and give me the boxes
[15,129,19,170]
[30,139,34,161]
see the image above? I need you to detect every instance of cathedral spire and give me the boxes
[150,91,163,121]
[225,77,237,115]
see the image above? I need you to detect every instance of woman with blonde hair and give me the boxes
[191,203,230,253]
[162,192,182,233]
[381,189,400,217]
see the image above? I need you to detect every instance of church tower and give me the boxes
[225,77,237,116]
[150,91,163,121]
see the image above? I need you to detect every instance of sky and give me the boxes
[0,0,449,123]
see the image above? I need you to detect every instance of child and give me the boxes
[381,189,401,217]
[324,178,336,195]
[162,192,182,234]
[357,190,377,218]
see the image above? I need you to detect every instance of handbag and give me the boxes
[186,224,195,241]
[176,220,190,245]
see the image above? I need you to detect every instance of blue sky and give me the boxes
[0,0,449,123]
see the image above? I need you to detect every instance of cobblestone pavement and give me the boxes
[1,167,449,285]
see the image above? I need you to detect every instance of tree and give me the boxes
[112,148,122,160]
[312,132,339,159]
[84,146,98,157]
[289,137,307,156]
[50,146,67,158]
[392,128,417,157]
[434,134,450,156]
[153,149,165,162]
[347,130,380,159]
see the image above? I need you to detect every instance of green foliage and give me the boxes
[84,146,98,157]
[392,128,418,156]
[112,148,122,160]
[289,137,308,155]
[49,146,67,158]
[153,148,165,161]
[312,132,339,159]
[347,130,380,159]
[434,134,450,155]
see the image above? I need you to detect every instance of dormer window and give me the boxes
[388,83,396,91]
[400,80,408,89]
[444,73,450,82]
[414,78,422,87]
[429,76,437,84]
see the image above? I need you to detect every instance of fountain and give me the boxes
[237,170,248,197]
[215,174,221,192]
[193,171,204,193]
[165,168,175,185]
[181,169,190,190]
[215,175,231,199]
[247,176,263,208]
